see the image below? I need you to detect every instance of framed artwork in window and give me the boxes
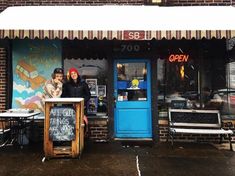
[97,85,106,97]
[86,79,97,96]
[87,97,98,114]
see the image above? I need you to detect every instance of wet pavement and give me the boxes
[0,141,235,176]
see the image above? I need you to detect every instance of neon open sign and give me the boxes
[168,54,189,63]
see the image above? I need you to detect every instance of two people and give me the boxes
[43,67,90,133]
[44,67,91,102]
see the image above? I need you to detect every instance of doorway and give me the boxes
[114,59,152,138]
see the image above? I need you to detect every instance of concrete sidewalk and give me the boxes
[0,141,234,176]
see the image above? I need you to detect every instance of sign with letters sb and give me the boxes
[124,31,145,40]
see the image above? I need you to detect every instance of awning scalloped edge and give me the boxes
[0,30,234,40]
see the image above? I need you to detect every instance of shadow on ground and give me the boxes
[0,141,235,176]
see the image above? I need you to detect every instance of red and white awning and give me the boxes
[0,6,235,40]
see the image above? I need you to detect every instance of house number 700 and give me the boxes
[120,44,140,52]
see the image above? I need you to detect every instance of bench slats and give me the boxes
[170,128,233,135]
[168,108,234,151]
[170,122,220,128]
[169,109,221,127]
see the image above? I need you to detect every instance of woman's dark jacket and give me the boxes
[62,79,91,105]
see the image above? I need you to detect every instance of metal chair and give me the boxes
[0,118,11,147]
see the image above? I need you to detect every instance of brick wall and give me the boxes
[1,0,233,12]
[30,118,109,143]
[163,0,234,6]
[6,0,144,6]
[0,0,145,12]
[88,117,109,142]
[28,117,235,144]
[159,119,235,144]
[0,47,7,112]
[0,0,6,12]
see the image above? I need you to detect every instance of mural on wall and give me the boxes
[12,39,62,112]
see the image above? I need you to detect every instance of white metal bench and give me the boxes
[168,108,234,151]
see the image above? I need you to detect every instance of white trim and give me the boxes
[44,98,84,103]
[170,128,233,134]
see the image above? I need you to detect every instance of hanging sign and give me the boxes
[124,31,145,40]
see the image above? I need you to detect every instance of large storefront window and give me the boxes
[63,39,109,117]
[157,39,235,118]
[64,58,108,116]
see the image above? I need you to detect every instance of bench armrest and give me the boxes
[169,121,175,127]
[222,121,234,129]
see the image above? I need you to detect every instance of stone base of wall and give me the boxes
[27,118,235,144]
[164,0,233,6]
[159,119,235,143]
[29,120,44,143]
[88,117,109,142]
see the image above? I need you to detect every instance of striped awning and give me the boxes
[1,30,235,40]
[0,6,235,40]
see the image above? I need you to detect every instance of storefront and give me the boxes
[0,6,235,142]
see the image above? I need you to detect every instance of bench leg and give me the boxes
[228,134,233,151]
[170,133,174,149]
[166,132,168,142]
[219,134,223,144]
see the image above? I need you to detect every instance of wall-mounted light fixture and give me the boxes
[151,0,162,3]
[146,0,162,4]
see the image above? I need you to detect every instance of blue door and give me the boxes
[114,59,152,138]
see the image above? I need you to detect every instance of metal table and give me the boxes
[0,111,40,148]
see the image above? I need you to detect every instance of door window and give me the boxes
[116,62,147,101]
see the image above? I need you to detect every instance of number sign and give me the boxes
[49,107,76,141]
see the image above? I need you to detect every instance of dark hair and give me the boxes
[51,68,64,79]
[69,74,81,84]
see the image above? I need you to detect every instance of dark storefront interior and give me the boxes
[157,39,235,119]
[62,39,235,121]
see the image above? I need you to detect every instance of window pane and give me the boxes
[117,62,147,101]
[157,40,233,118]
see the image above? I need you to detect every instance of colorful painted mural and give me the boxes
[12,39,62,112]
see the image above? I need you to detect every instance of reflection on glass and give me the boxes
[156,42,235,118]
[117,62,147,101]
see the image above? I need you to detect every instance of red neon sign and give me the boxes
[168,54,189,63]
